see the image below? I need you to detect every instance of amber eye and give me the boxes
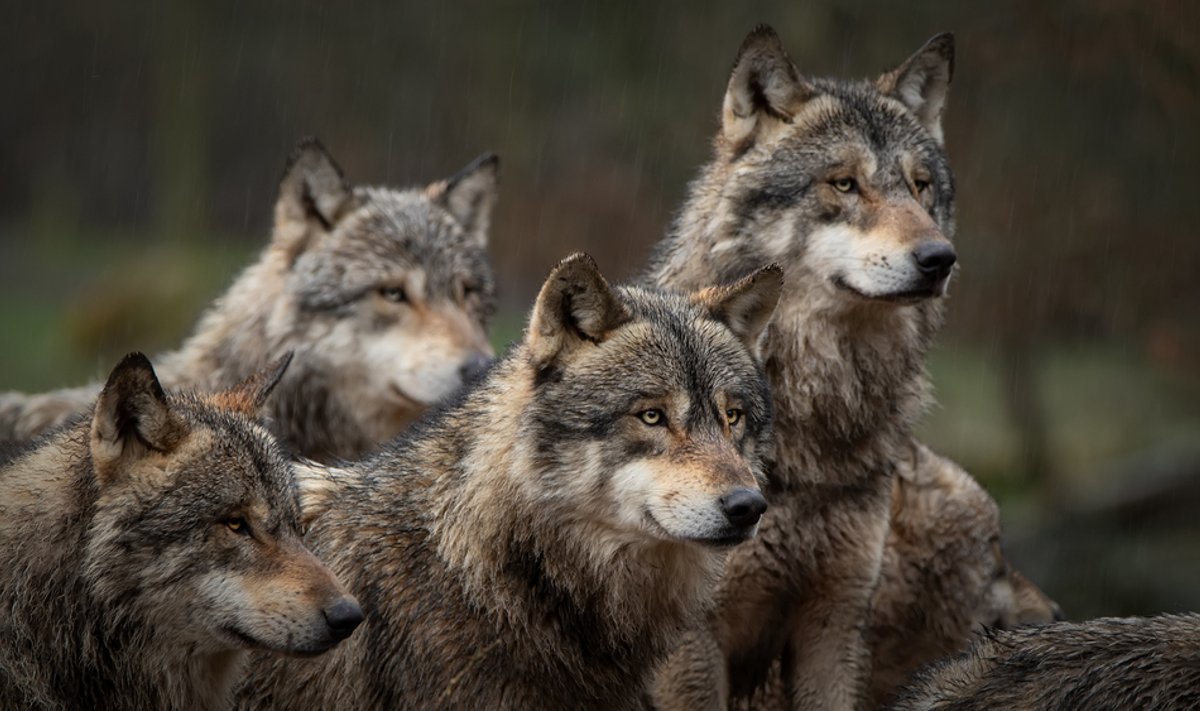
[224,517,251,536]
[914,178,931,194]
[832,177,858,194]
[379,286,408,303]
[725,409,744,427]
[638,409,666,427]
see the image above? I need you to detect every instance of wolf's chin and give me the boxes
[832,275,944,305]
[218,625,339,658]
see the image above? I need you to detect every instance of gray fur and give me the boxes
[0,354,358,710]
[647,26,1054,710]
[0,138,498,462]
[236,255,781,710]
[892,614,1200,710]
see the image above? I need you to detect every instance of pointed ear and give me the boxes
[426,152,499,245]
[722,25,814,153]
[691,265,783,360]
[91,353,187,485]
[273,137,353,258]
[526,253,629,369]
[876,33,955,145]
[208,352,293,416]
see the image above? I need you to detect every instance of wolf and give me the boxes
[0,352,363,711]
[892,614,1200,710]
[235,253,782,710]
[647,25,1056,709]
[0,137,498,462]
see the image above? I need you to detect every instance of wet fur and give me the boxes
[893,615,1200,710]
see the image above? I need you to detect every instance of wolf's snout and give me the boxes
[912,241,957,279]
[323,597,364,641]
[719,487,767,528]
[458,353,493,385]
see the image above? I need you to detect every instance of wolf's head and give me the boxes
[84,353,362,657]
[517,254,780,546]
[253,139,497,459]
[665,26,956,310]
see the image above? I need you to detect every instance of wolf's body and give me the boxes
[648,26,1054,709]
[0,354,361,711]
[0,139,497,462]
[892,614,1200,710]
[866,444,1062,707]
[237,254,782,710]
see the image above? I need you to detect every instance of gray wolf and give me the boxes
[0,352,362,711]
[0,137,498,462]
[892,614,1200,710]
[648,25,1055,709]
[236,253,782,710]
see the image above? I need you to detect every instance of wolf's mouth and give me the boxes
[219,625,336,658]
[388,384,427,409]
[643,508,755,548]
[832,275,942,304]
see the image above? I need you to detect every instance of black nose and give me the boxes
[458,353,493,384]
[323,597,364,641]
[912,241,957,278]
[719,487,767,529]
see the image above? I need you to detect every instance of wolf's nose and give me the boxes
[323,597,364,641]
[459,354,493,384]
[912,241,957,278]
[720,488,767,528]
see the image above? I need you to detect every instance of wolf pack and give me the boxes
[2,25,1195,711]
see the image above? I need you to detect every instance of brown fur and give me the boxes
[236,255,782,709]
[892,614,1200,710]
[648,26,1055,709]
[0,354,360,710]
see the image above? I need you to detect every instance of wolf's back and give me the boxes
[0,384,99,444]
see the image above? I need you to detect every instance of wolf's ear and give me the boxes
[527,253,629,369]
[209,352,293,416]
[427,152,499,246]
[691,264,783,360]
[91,353,188,485]
[876,33,955,145]
[274,137,352,258]
[722,25,814,152]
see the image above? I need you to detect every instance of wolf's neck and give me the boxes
[764,279,940,488]
[154,247,292,392]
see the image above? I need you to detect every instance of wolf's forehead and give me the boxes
[602,306,757,389]
[782,86,933,163]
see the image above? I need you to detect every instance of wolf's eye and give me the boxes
[914,179,931,194]
[223,517,251,536]
[379,286,408,304]
[832,177,858,194]
[725,409,744,427]
[638,409,666,427]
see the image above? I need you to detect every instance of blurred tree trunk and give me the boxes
[1000,335,1056,502]
[150,1,209,242]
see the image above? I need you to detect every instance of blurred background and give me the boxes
[2,0,1198,616]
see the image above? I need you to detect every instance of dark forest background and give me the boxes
[2,0,1198,616]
